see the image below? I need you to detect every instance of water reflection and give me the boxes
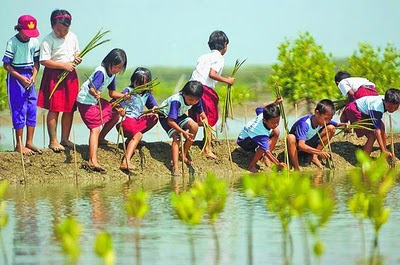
[2,171,400,265]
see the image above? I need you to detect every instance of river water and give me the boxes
[2,171,400,265]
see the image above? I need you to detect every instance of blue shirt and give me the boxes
[238,107,272,150]
[2,35,40,71]
[120,88,157,118]
[290,115,338,141]
[159,92,203,120]
[355,95,385,129]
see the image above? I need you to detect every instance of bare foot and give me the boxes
[16,146,34,156]
[171,167,180,176]
[204,152,218,160]
[26,144,43,154]
[88,161,106,173]
[48,143,65,153]
[120,162,137,172]
[248,165,259,173]
[60,140,74,148]
[179,155,193,166]
[311,156,324,169]
[99,138,115,146]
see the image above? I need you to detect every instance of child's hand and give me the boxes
[183,131,194,141]
[63,61,75,72]
[382,149,393,158]
[274,97,283,105]
[117,107,126,117]
[318,150,330,159]
[226,77,235,86]
[19,76,31,88]
[123,92,131,100]
[73,56,82,66]
[151,106,158,113]
[93,91,101,101]
[277,162,287,169]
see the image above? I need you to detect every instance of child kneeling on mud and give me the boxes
[287,99,343,171]
[159,81,209,176]
[237,98,286,173]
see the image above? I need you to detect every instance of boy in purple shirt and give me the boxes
[287,99,340,170]
[343,88,400,157]
[159,81,209,176]
[237,98,286,172]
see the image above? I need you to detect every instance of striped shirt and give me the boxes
[2,35,40,71]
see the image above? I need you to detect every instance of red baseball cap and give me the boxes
[17,15,39,38]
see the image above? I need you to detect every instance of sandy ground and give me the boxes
[0,132,398,184]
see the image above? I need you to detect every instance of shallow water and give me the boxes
[2,171,400,265]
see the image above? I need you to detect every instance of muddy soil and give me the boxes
[0,132,397,184]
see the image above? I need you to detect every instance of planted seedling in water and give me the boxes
[55,216,83,265]
[94,231,115,265]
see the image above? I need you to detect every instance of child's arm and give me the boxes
[298,140,330,159]
[3,62,31,88]
[40,59,75,72]
[260,97,283,108]
[109,90,130,101]
[264,150,286,168]
[375,129,392,157]
[209,69,235,85]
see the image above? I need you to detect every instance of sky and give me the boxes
[0,0,399,69]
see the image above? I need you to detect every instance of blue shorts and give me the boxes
[159,114,192,138]
[6,70,37,129]
[237,137,258,152]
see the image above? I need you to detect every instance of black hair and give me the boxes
[384,88,400,104]
[180,81,203,99]
[130,67,152,88]
[101,48,127,75]
[50,9,72,27]
[315,99,335,115]
[334,70,351,84]
[208,30,229,51]
[263,104,281,120]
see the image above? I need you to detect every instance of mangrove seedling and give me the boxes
[55,216,83,265]
[0,181,9,265]
[94,231,115,265]
[348,150,396,263]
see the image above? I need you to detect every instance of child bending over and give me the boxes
[237,98,286,173]
[287,99,342,171]
[342,88,400,157]
[159,81,209,176]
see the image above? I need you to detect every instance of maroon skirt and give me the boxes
[188,85,219,127]
[117,114,158,139]
[37,67,79,112]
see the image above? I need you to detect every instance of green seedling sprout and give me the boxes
[94,231,115,265]
[0,181,8,265]
[348,150,396,264]
[55,216,83,265]
[125,189,150,265]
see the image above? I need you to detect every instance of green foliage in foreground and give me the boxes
[0,69,7,111]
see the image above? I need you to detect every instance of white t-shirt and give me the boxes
[190,50,224,88]
[40,31,80,62]
[337,77,375,97]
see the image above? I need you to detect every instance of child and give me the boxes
[116,67,158,172]
[37,9,82,152]
[335,70,378,123]
[188,30,235,160]
[159,80,209,176]
[287,99,339,171]
[342,88,400,157]
[76,48,129,173]
[335,70,378,102]
[2,15,41,155]
[237,98,286,173]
